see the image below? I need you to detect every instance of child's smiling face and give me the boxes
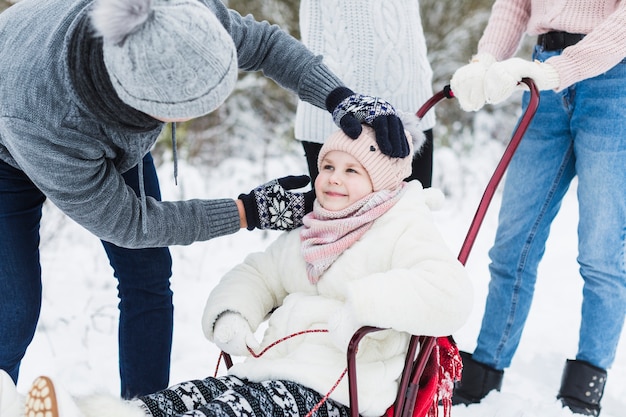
[315,150,374,211]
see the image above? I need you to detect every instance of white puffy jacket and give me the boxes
[202,181,472,416]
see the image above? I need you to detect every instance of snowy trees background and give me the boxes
[150,0,511,178]
[1,0,521,183]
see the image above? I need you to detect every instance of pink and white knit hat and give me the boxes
[317,126,414,191]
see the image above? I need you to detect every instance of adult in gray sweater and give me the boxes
[0,0,410,399]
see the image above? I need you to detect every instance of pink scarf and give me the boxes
[300,184,407,284]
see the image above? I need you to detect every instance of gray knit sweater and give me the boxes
[0,0,343,248]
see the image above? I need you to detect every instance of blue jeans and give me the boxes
[0,154,173,398]
[473,47,626,371]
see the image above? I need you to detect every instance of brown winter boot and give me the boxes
[25,376,86,417]
[451,351,504,405]
[557,359,607,416]
[25,376,60,417]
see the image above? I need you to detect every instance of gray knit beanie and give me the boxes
[90,0,238,119]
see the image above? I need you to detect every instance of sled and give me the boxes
[221,78,540,417]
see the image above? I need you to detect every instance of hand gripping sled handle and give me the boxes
[457,78,539,265]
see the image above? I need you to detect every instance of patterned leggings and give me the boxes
[135,375,351,417]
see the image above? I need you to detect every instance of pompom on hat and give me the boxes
[318,125,415,192]
[90,0,238,119]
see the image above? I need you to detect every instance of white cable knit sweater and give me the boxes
[295,0,435,144]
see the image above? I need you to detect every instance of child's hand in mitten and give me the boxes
[327,307,363,353]
[213,312,259,356]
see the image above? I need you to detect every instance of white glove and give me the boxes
[450,53,496,112]
[213,312,259,357]
[327,307,363,353]
[484,58,560,105]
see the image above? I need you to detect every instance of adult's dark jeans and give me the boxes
[0,154,173,399]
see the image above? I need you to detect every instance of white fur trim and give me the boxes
[77,394,145,417]
[398,111,426,153]
[0,371,23,417]
[422,188,445,211]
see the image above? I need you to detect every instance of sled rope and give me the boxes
[215,328,348,417]
[247,328,329,357]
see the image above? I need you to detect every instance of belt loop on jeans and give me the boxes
[537,31,585,51]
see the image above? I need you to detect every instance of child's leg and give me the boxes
[23,375,243,417]
[136,375,246,417]
[138,377,351,417]
[24,376,351,417]
[188,379,350,417]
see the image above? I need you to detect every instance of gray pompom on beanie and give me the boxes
[90,0,238,119]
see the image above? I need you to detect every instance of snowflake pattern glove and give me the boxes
[326,87,410,158]
[239,175,315,231]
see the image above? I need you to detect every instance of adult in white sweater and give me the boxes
[295,0,436,187]
[6,126,471,417]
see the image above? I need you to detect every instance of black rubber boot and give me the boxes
[452,351,504,405]
[557,359,607,416]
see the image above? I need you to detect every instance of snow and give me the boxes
[15,141,626,417]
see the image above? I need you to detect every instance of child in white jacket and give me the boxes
[4,126,472,417]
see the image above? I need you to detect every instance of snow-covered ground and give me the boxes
[15,142,625,417]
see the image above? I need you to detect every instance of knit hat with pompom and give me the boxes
[318,125,414,192]
[90,0,238,119]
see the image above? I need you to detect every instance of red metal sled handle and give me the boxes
[413,78,540,265]
[416,84,455,119]
[457,78,539,265]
